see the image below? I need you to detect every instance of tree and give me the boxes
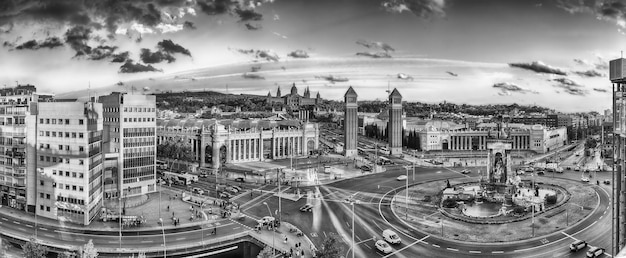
[137,252,147,258]
[0,237,9,258]
[80,239,98,258]
[257,245,274,258]
[315,235,343,258]
[58,251,77,258]
[21,237,47,258]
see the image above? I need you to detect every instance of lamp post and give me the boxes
[262,202,275,256]
[351,201,355,258]
[277,168,282,224]
[403,166,410,220]
[566,203,584,226]
[159,218,166,257]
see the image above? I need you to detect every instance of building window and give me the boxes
[79,159,84,165]
[65,119,69,125]
[79,186,84,192]
[79,146,84,152]
[46,206,50,212]
[45,119,49,124]
[79,173,83,178]
[52,132,56,137]
[72,133,77,138]
[58,132,62,137]
[72,172,76,178]
[40,205,44,211]
[65,171,70,177]
[39,118,43,124]
[65,185,69,190]
[65,145,69,151]
[59,145,63,150]
[52,170,56,175]
[40,180,44,186]
[40,192,44,198]
[65,132,70,137]
[39,156,44,161]
[39,131,43,136]
[46,194,50,199]
[79,119,84,125]
[72,185,77,191]
[45,131,50,137]
[51,119,56,124]
[79,133,84,138]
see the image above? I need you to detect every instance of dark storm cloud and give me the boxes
[552,77,587,96]
[197,0,234,15]
[230,47,280,62]
[245,23,261,30]
[119,60,163,73]
[15,37,63,50]
[493,82,537,94]
[183,21,196,30]
[288,50,309,58]
[574,70,603,77]
[140,48,176,64]
[157,39,191,57]
[382,0,446,18]
[111,51,130,63]
[88,45,117,60]
[64,25,92,57]
[509,61,567,75]
[235,8,263,22]
[356,40,395,52]
[356,52,392,58]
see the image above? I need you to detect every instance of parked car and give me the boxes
[586,246,605,257]
[375,240,393,254]
[460,169,470,174]
[361,165,372,172]
[219,192,232,199]
[227,187,239,193]
[569,240,587,252]
[536,170,545,175]
[382,229,401,244]
[231,185,242,192]
[516,170,525,175]
[192,188,204,195]
[575,166,581,171]
[604,180,611,185]
[581,177,590,182]
[396,175,408,181]
[235,177,245,182]
[299,204,313,212]
[556,167,564,173]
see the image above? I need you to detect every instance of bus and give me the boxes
[156,160,168,170]
[378,156,393,165]
[161,171,198,185]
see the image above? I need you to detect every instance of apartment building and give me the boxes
[99,93,157,198]
[35,101,104,225]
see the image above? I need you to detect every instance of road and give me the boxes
[290,164,613,257]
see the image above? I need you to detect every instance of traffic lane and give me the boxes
[376,184,610,257]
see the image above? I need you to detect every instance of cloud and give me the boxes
[509,61,567,75]
[111,51,130,63]
[574,70,603,77]
[119,61,162,73]
[64,25,93,57]
[573,58,588,65]
[15,37,63,50]
[593,88,608,92]
[273,14,280,20]
[245,23,262,30]
[288,50,309,58]
[272,32,287,39]
[183,21,196,29]
[552,77,587,96]
[556,0,626,30]
[356,52,392,58]
[235,8,263,22]
[242,72,265,79]
[230,47,279,62]
[140,48,176,63]
[3,41,14,48]
[88,45,118,60]
[197,0,236,15]
[157,39,191,57]
[356,39,395,52]
[492,82,538,94]
[596,62,609,70]
[382,0,446,18]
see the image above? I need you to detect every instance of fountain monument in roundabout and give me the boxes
[439,123,563,223]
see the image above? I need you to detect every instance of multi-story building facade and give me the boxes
[35,101,104,225]
[156,119,319,169]
[417,123,567,154]
[0,85,46,213]
[610,58,626,256]
[99,93,157,198]
[266,84,321,109]
[388,88,403,156]
[344,87,358,157]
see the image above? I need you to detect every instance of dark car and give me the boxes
[299,204,313,212]
[536,170,545,175]
[604,180,611,185]
[235,177,245,182]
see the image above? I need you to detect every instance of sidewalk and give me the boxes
[247,222,316,258]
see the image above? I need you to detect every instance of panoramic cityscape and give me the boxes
[0,0,625,257]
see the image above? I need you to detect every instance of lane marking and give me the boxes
[446,248,459,251]
[382,236,429,258]
[108,241,117,244]
[492,251,504,254]
[469,251,481,254]
[39,228,48,231]
[176,237,186,240]
[13,221,20,225]
[25,224,33,228]
[432,244,440,248]
[140,240,153,243]
[562,232,578,241]
[1,218,7,221]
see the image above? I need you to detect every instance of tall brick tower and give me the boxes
[344,87,358,157]
[388,88,403,156]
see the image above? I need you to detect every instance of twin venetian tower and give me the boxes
[344,86,403,157]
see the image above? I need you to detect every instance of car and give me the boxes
[460,169,470,174]
[516,170,525,175]
[581,177,590,182]
[556,167,564,173]
[219,192,232,199]
[375,240,393,254]
[382,229,401,244]
[566,166,572,170]
[575,166,581,171]
[536,171,545,175]
[235,177,245,182]
[569,240,587,252]
[231,185,242,192]
[396,175,408,181]
[586,246,605,257]
[299,204,313,212]
[227,187,239,193]
[604,180,611,185]
[192,188,205,195]
[361,165,372,172]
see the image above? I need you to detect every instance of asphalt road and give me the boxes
[300,164,613,258]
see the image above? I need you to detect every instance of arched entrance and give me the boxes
[220,146,227,164]
[307,139,315,154]
[205,145,212,164]
[442,139,449,150]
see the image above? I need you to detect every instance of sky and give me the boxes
[1,0,626,113]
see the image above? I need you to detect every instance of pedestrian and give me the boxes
[214,226,217,234]
[284,236,288,244]
[172,211,175,217]
[301,250,304,257]
[290,248,293,256]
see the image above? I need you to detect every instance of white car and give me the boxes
[375,240,393,254]
[396,175,408,181]
[258,216,275,225]
[382,229,401,244]
[581,177,590,182]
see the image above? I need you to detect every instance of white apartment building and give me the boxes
[35,101,104,225]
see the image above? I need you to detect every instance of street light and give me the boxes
[566,203,584,226]
[262,202,274,256]
[403,166,410,220]
[159,218,166,257]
